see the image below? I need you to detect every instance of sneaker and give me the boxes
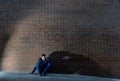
[42,73,46,76]
[30,72,33,74]
[40,73,42,76]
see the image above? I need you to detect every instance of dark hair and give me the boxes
[42,54,46,57]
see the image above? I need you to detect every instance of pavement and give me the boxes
[0,71,120,81]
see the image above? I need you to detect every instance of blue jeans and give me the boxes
[31,63,51,74]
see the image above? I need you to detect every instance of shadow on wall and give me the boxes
[49,51,114,77]
[0,33,10,70]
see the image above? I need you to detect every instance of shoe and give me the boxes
[40,73,42,76]
[30,72,33,74]
[42,73,46,76]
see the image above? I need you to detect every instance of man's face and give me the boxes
[42,56,45,61]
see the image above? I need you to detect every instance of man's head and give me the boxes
[42,54,46,57]
[42,54,46,60]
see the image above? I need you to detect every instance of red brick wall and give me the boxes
[0,0,120,78]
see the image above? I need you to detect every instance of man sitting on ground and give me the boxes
[30,54,51,76]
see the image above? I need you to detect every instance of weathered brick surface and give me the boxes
[0,0,120,77]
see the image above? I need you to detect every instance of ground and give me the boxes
[0,71,120,81]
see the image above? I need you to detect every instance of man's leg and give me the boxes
[37,64,43,76]
[31,66,37,74]
[42,63,51,76]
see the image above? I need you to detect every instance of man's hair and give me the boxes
[42,54,46,57]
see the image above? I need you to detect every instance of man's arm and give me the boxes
[36,58,42,65]
[46,57,51,63]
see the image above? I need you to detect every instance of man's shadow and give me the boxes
[49,51,113,77]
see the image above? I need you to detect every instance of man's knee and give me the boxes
[46,63,51,68]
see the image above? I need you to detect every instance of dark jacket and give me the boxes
[36,57,51,66]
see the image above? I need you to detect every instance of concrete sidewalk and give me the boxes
[0,71,120,81]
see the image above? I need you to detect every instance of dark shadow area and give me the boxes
[0,31,10,70]
[49,51,114,78]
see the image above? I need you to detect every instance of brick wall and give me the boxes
[0,0,120,77]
